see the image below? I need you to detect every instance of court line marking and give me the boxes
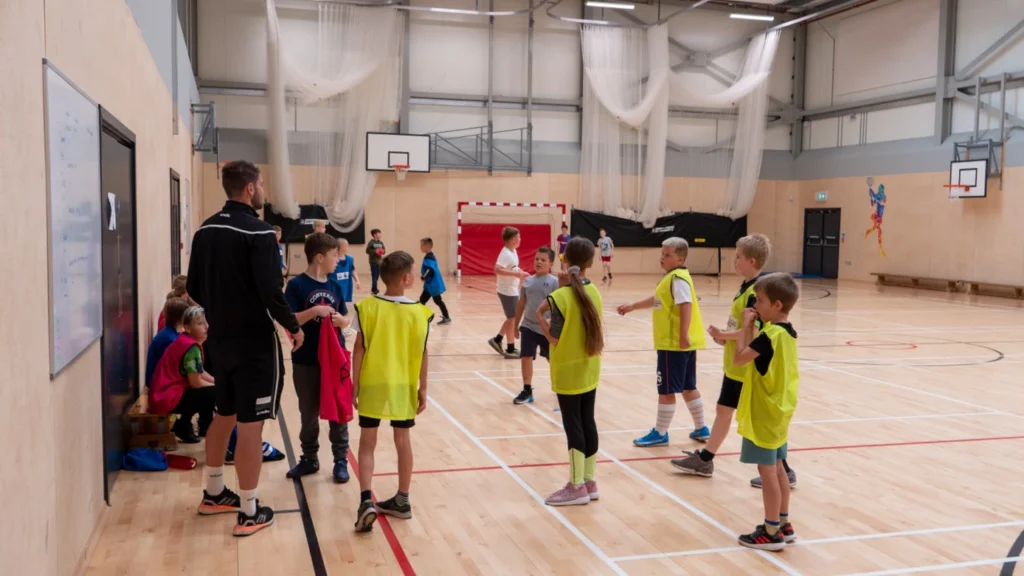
[474,411,1002,440]
[346,450,417,576]
[839,555,1024,576]
[611,520,1024,562]
[472,371,804,576]
[277,411,328,576]
[427,396,630,576]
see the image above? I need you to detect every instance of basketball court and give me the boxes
[82,276,1024,575]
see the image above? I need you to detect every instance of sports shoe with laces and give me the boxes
[286,457,319,479]
[198,488,242,515]
[689,426,711,442]
[376,495,412,519]
[233,501,274,537]
[513,389,534,404]
[670,451,714,477]
[633,428,669,447]
[355,499,377,532]
[738,524,786,551]
[544,482,590,506]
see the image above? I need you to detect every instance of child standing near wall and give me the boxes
[273,226,286,278]
[512,247,559,405]
[366,229,386,295]
[284,232,352,483]
[334,238,361,337]
[418,238,452,325]
[489,226,529,359]
[536,237,604,506]
[556,224,571,271]
[618,238,709,447]
[597,229,614,284]
[351,252,433,531]
[732,273,801,550]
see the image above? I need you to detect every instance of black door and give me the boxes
[99,110,138,503]
[170,171,181,276]
[802,208,840,279]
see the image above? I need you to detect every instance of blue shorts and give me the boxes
[519,327,549,360]
[656,350,697,394]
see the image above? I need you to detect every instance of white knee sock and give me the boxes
[205,466,225,496]
[239,488,257,517]
[686,398,706,429]
[655,404,676,434]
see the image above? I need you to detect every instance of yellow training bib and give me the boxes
[653,268,706,352]
[548,283,603,396]
[736,322,799,449]
[723,278,758,381]
[355,297,434,420]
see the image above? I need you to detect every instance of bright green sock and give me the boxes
[583,455,597,482]
[569,449,585,486]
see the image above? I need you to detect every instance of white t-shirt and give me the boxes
[653,277,692,309]
[495,247,520,296]
[349,295,417,333]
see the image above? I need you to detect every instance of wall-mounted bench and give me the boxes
[871,273,1024,299]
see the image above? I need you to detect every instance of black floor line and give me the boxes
[1001,529,1024,576]
[278,411,328,576]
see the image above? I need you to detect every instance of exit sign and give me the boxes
[816,191,828,202]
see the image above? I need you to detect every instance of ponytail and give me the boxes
[563,238,604,357]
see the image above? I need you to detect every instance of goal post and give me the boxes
[455,201,568,278]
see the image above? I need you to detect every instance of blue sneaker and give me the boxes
[689,426,711,442]
[333,460,350,484]
[633,428,669,447]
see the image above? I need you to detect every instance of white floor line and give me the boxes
[472,371,804,576]
[838,555,1023,576]
[474,411,1002,441]
[612,520,1024,562]
[427,396,630,576]
[811,364,1024,421]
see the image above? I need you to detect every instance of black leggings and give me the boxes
[557,389,598,457]
[173,386,216,435]
[418,289,450,318]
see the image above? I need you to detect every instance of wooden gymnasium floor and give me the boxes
[84,275,1024,576]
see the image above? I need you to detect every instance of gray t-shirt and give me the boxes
[519,273,560,335]
[598,237,614,257]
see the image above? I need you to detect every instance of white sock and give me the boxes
[240,488,258,517]
[687,398,706,429]
[205,466,225,496]
[655,404,676,435]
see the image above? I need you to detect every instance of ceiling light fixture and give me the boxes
[729,13,775,22]
[586,1,635,9]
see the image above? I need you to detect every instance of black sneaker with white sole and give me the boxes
[737,524,786,551]
[198,488,242,515]
[233,502,275,537]
[375,496,412,519]
[355,499,378,532]
[513,389,534,404]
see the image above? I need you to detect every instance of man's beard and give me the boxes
[251,191,265,210]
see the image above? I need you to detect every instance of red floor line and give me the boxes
[372,434,1024,477]
[348,449,417,576]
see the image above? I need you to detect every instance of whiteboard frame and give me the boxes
[43,59,104,378]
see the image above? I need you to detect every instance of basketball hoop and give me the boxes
[393,164,409,181]
[942,184,970,191]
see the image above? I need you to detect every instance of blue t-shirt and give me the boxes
[285,273,348,365]
[278,244,286,270]
[333,255,356,302]
[145,326,179,386]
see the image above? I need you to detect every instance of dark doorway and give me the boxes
[802,208,841,279]
[170,170,181,276]
[99,108,138,504]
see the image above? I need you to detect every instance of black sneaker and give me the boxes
[333,460,350,484]
[355,499,378,532]
[513,389,534,405]
[780,522,797,543]
[233,501,275,537]
[503,347,520,359]
[738,524,786,551]
[173,419,200,444]
[487,337,504,355]
[438,317,452,325]
[286,457,320,479]
[376,495,412,519]
[198,488,242,515]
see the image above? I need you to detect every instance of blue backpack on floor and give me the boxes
[121,448,168,472]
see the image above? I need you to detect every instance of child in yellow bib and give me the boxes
[671,234,797,488]
[351,252,433,532]
[732,273,800,551]
[618,238,709,447]
[535,238,604,507]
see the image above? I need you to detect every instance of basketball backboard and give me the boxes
[366,132,430,173]
[948,159,987,199]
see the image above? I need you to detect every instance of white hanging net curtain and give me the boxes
[580,23,781,222]
[265,0,403,232]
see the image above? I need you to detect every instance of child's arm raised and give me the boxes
[732,309,761,366]
[352,333,364,409]
[295,305,333,326]
[617,296,655,315]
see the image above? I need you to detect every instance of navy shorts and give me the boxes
[656,350,697,394]
[519,327,550,360]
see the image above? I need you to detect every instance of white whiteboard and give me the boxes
[44,61,104,377]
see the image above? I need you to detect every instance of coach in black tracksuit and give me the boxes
[187,160,303,536]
